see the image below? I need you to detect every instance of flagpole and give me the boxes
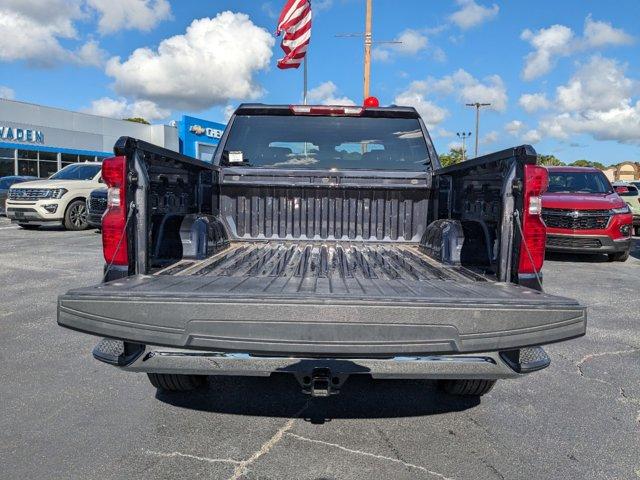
[303,56,308,105]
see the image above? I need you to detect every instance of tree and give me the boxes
[439,148,465,167]
[124,117,150,125]
[569,159,606,170]
[537,154,564,166]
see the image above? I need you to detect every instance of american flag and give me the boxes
[276,0,312,69]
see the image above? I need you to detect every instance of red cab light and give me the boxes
[101,156,129,267]
[518,164,549,275]
[364,96,379,107]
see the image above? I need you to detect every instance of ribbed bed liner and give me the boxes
[150,242,496,299]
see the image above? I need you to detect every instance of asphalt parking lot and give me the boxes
[1,215,639,480]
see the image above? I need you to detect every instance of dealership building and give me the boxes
[0,98,225,178]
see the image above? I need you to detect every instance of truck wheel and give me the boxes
[18,224,40,230]
[439,379,496,396]
[64,200,89,230]
[147,373,207,392]
[608,251,629,262]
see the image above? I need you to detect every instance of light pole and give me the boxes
[457,132,472,161]
[465,102,491,158]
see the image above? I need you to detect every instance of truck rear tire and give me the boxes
[439,379,496,396]
[147,373,207,392]
[608,251,629,262]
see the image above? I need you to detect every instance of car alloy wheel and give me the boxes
[69,202,88,228]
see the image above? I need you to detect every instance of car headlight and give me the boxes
[49,188,67,199]
[611,205,630,214]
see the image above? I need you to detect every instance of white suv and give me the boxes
[5,162,102,230]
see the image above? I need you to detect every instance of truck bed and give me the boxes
[154,242,488,299]
[58,241,586,357]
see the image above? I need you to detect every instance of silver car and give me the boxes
[0,176,38,215]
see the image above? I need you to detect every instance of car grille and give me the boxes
[88,196,107,215]
[546,235,603,249]
[8,188,55,200]
[542,208,611,230]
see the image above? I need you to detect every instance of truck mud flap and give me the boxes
[58,276,586,357]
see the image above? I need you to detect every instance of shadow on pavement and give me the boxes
[155,374,480,422]
[545,252,609,263]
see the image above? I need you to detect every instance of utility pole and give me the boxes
[457,132,472,161]
[363,0,372,99]
[335,0,401,102]
[465,102,491,158]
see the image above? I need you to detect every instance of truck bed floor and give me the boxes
[154,242,488,299]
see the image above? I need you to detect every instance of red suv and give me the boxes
[542,166,633,262]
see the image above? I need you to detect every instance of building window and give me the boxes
[61,153,79,163]
[39,161,58,178]
[79,154,96,162]
[18,159,38,176]
[18,149,38,160]
[39,151,58,161]
[0,158,13,177]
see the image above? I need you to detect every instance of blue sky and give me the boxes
[0,0,638,165]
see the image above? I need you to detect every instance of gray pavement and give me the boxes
[0,215,638,480]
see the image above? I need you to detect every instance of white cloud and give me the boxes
[394,69,507,129]
[519,93,551,113]
[504,120,524,135]
[480,130,499,144]
[555,55,636,111]
[520,25,574,81]
[223,105,236,122]
[394,82,449,129]
[373,29,431,63]
[426,69,508,111]
[0,85,14,99]
[261,2,278,20]
[449,0,499,29]
[0,0,83,66]
[105,12,274,111]
[87,0,171,34]
[0,0,172,68]
[532,56,640,145]
[583,15,634,48]
[522,129,542,144]
[521,16,634,80]
[307,81,355,105]
[436,128,455,138]
[76,40,108,67]
[83,97,170,121]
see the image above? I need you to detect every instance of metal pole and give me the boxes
[474,106,479,158]
[363,0,372,100]
[466,102,490,158]
[303,56,308,105]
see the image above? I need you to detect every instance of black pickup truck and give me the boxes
[58,104,586,398]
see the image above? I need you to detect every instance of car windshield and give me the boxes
[222,114,432,171]
[50,164,101,180]
[547,171,613,194]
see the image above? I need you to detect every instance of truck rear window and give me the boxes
[221,115,431,171]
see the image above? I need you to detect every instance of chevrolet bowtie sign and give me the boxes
[0,125,44,144]
[189,124,223,140]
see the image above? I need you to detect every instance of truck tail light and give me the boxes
[518,164,548,275]
[101,156,129,267]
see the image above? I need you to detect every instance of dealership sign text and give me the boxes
[0,126,45,144]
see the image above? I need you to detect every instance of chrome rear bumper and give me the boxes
[93,340,550,380]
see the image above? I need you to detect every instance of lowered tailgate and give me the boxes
[58,244,586,356]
